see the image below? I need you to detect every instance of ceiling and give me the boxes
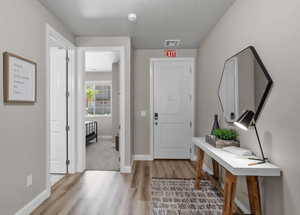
[40,0,235,49]
[85,51,120,72]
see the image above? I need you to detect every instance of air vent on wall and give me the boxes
[164,39,181,48]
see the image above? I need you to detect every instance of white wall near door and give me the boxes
[112,62,120,137]
[150,58,195,159]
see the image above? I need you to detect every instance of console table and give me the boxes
[193,137,281,215]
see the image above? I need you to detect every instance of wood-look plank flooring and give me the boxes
[31,160,195,215]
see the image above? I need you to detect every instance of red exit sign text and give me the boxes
[164,49,176,57]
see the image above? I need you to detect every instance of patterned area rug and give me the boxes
[152,179,223,215]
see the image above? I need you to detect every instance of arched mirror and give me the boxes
[218,46,273,123]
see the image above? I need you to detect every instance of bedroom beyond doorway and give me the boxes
[84,51,121,171]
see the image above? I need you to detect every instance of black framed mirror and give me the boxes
[218,46,273,123]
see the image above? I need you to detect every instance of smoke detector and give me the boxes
[164,39,181,48]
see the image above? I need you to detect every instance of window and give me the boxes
[86,81,112,116]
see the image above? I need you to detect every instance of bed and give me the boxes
[85,121,98,144]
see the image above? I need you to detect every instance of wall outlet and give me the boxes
[26,174,32,187]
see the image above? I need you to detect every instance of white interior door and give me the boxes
[50,47,67,174]
[153,60,193,159]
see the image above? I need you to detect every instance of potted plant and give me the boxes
[206,128,240,148]
[86,87,99,114]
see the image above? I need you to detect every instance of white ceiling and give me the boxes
[40,0,235,49]
[85,51,120,72]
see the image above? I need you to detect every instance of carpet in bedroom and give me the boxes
[86,137,120,171]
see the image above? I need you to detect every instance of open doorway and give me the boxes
[84,51,120,171]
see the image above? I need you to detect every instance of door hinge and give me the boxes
[66,57,70,63]
[66,125,70,131]
[66,91,70,97]
[66,160,70,165]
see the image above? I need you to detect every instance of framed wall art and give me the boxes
[3,52,37,104]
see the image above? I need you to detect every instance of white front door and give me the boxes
[153,60,193,159]
[50,47,67,174]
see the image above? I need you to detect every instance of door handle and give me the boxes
[154,113,159,120]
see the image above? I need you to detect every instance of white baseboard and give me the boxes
[191,157,250,214]
[133,154,153,161]
[121,165,132,173]
[15,188,50,215]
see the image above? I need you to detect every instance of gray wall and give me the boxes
[112,63,120,137]
[0,0,74,214]
[85,72,112,82]
[197,0,300,214]
[133,49,197,155]
[85,72,113,136]
[76,37,133,167]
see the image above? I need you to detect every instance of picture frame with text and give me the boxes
[3,52,37,104]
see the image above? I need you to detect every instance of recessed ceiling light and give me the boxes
[128,13,137,22]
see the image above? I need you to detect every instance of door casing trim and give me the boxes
[76,46,127,173]
[46,24,76,191]
[149,58,195,160]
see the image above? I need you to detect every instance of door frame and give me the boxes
[46,24,76,190]
[77,46,126,173]
[149,58,195,160]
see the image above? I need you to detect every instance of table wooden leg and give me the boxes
[223,170,237,215]
[212,159,219,180]
[247,176,262,215]
[195,148,204,190]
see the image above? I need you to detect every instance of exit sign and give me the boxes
[164,49,176,57]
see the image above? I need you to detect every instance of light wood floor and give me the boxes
[31,160,195,215]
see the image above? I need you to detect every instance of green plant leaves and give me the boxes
[86,87,100,101]
[213,128,238,140]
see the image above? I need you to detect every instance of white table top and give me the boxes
[193,137,281,176]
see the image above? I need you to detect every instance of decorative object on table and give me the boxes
[223,146,253,156]
[3,52,37,104]
[210,114,220,134]
[205,134,217,145]
[152,178,223,215]
[234,110,267,166]
[207,128,240,148]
